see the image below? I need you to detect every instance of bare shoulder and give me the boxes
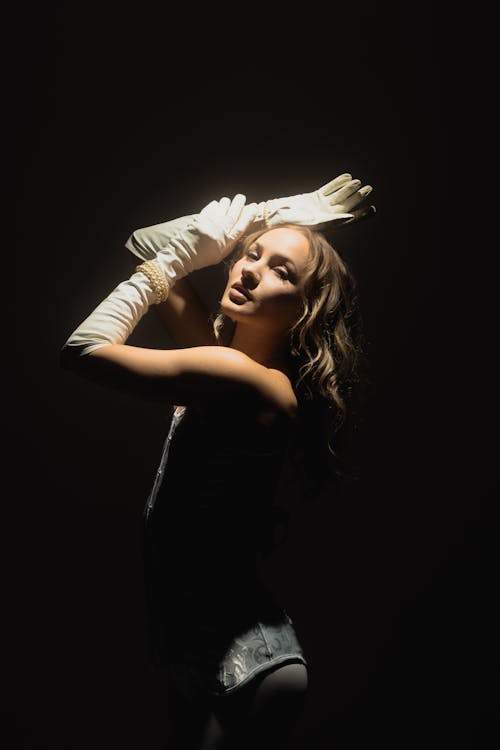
[267,367,298,418]
[79,342,297,415]
[198,347,298,418]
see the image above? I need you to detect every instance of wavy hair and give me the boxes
[211,224,369,498]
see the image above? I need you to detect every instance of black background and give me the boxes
[9,5,494,748]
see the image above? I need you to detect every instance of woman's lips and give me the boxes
[229,286,251,303]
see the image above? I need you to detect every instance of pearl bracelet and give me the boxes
[135,260,169,304]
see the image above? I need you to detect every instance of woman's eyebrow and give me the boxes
[254,242,297,270]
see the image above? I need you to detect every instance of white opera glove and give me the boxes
[125,213,197,262]
[61,195,256,361]
[239,172,375,232]
[60,270,161,360]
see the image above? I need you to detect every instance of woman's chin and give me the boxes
[220,298,250,318]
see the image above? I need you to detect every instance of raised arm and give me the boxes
[123,174,375,346]
[152,277,216,348]
[125,211,218,347]
[61,196,279,410]
[127,253,215,348]
[63,343,296,414]
[123,174,375,267]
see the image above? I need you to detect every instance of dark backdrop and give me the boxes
[9,6,494,749]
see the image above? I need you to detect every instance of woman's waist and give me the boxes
[144,559,278,607]
[147,583,283,633]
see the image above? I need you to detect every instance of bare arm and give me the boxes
[62,343,297,416]
[154,277,216,348]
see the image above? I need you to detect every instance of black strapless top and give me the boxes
[141,402,296,665]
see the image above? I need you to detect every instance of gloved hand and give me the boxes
[123,173,374,265]
[240,173,375,232]
[61,195,256,359]
[150,193,257,285]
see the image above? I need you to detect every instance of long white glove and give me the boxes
[61,195,256,360]
[124,173,374,264]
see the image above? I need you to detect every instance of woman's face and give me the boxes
[221,228,311,334]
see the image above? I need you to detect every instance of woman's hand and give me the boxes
[241,172,375,232]
[155,194,258,278]
[310,174,376,229]
[124,175,375,270]
[192,194,258,262]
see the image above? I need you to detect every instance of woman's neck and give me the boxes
[228,323,291,375]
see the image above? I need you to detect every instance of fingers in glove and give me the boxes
[227,193,247,224]
[227,194,253,238]
[341,185,373,212]
[200,199,223,216]
[320,173,352,195]
[329,179,363,204]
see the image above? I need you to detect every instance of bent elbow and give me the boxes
[59,342,83,371]
[60,341,101,371]
[125,230,156,261]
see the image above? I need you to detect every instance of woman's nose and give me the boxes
[241,265,259,286]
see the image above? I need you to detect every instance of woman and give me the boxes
[61,175,374,748]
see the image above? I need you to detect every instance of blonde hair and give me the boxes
[211,224,368,496]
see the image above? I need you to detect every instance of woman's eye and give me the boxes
[243,252,289,280]
[274,267,289,279]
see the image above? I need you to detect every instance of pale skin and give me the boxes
[79,227,311,422]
